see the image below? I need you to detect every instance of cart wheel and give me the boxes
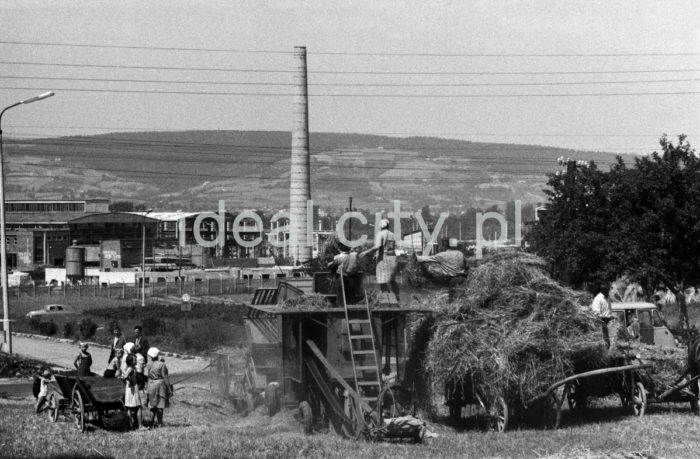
[298,401,313,435]
[631,382,646,417]
[73,391,86,432]
[46,393,59,423]
[543,391,563,430]
[488,396,509,432]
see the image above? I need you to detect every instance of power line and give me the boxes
[3,74,698,88]
[1,85,697,98]
[1,40,698,57]
[2,60,699,75]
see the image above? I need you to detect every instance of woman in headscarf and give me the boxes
[145,347,172,428]
[361,219,400,302]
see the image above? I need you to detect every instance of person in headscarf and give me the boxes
[145,347,172,428]
[361,219,400,303]
[121,354,141,429]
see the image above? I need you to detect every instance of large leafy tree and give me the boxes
[527,135,700,325]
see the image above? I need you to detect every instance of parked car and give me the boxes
[611,302,676,347]
[26,304,78,319]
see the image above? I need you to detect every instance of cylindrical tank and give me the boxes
[65,246,85,279]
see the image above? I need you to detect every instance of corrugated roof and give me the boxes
[69,213,159,224]
[130,211,199,221]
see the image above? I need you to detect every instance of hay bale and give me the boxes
[280,294,331,310]
[425,251,605,409]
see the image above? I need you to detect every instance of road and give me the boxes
[7,335,211,376]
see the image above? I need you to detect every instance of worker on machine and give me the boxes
[415,239,469,302]
[327,243,364,306]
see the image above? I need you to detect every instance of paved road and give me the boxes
[8,335,210,376]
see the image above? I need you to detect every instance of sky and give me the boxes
[0,0,698,155]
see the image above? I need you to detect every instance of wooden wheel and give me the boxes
[487,396,509,433]
[631,382,646,417]
[298,401,313,435]
[46,393,59,423]
[72,390,86,432]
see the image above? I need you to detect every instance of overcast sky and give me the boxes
[1,0,698,154]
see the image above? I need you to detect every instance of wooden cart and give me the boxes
[40,372,126,432]
[445,363,652,431]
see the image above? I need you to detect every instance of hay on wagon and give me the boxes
[424,251,609,411]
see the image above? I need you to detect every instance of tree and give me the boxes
[527,136,700,327]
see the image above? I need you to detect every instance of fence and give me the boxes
[7,276,283,301]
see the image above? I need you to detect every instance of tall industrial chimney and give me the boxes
[289,46,312,263]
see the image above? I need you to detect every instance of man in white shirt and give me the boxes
[591,283,612,347]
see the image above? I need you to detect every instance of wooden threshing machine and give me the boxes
[243,273,433,440]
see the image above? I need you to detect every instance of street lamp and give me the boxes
[0,91,55,353]
[141,208,153,307]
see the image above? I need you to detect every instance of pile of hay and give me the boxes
[280,294,332,310]
[614,341,687,391]
[425,251,607,409]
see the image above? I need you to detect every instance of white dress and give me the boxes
[123,367,141,408]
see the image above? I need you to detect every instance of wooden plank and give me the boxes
[304,359,356,432]
[305,340,372,413]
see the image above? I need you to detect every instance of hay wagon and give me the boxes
[37,372,126,432]
[446,363,652,431]
[244,274,433,440]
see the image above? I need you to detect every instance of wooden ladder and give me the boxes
[339,269,383,410]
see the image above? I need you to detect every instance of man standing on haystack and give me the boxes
[362,219,400,303]
[591,283,613,348]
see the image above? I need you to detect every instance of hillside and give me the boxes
[5,131,622,212]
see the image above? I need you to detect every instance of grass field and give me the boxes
[2,385,699,459]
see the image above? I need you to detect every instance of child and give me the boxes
[74,342,93,377]
[35,369,53,413]
[121,354,141,429]
[104,348,124,378]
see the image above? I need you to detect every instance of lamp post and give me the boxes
[141,208,153,307]
[0,91,54,353]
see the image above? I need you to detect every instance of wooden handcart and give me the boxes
[40,372,126,432]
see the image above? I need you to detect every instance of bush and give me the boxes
[38,321,58,336]
[178,319,236,352]
[78,318,98,340]
[28,317,41,331]
[142,317,164,336]
[63,322,74,339]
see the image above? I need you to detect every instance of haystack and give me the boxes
[425,251,607,409]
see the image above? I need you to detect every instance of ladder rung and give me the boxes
[357,381,380,386]
[352,350,375,355]
[361,397,376,403]
[350,335,373,339]
[356,365,378,370]
[348,319,370,325]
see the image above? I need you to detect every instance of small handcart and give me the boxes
[39,372,126,432]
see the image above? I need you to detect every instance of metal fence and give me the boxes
[7,276,283,301]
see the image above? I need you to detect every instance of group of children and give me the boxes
[34,326,172,430]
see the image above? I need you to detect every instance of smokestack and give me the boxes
[290,46,312,263]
